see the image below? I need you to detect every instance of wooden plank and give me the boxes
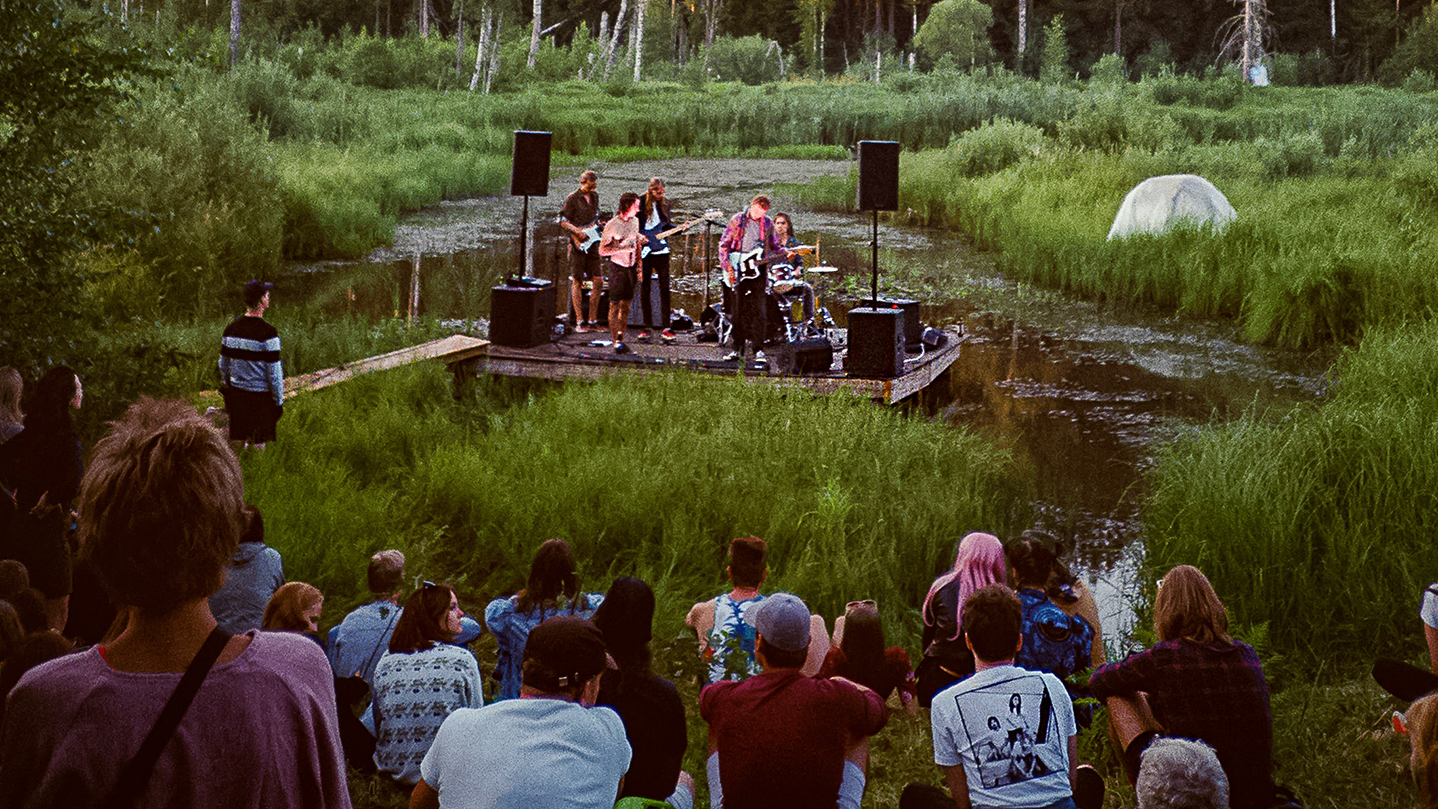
[195,334,489,407]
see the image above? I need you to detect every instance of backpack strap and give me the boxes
[101,626,232,809]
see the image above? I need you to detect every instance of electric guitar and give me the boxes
[640,209,726,258]
[735,245,817,282]
[571,222,605,254]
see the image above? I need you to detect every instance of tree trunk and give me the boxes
[633,0,646,82]
[229,0,240,69]
[528,0,542,68]
[455,0,465,72]
[471,5,490,90]
[603,0,629,78]
[486,10,504,92]
[1114,0,1121,54]
[704,0,720,47]
[1017,0,1027,57]
[420,0,429,37]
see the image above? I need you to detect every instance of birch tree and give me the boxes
[633,0,647,82]
[602,0,630,78]
[229,0,240,68]
[528,0,542,68]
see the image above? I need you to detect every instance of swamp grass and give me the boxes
[1144,321,1438,668]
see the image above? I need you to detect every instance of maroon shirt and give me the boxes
[700,669,888,809]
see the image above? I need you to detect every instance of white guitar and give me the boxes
[640,209,726,258]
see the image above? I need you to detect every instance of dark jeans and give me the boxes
[641,252,671,328]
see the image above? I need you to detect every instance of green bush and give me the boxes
[1256,131,1324,179]
[946,117,1049,176]
[1089,53,1128,86]
[1268,49,1337,87]
[1403,69,1436,94]
[342,36,403,89]
[704,36,784,86]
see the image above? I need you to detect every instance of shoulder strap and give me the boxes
[101,627,232,809]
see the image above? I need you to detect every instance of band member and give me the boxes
[638,178,678,344]
[559,170,602,332]
[772,213,816,326]
[598,192,646,355]
[719,195,792,364]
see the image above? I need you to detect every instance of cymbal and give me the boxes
[807,265,839,274]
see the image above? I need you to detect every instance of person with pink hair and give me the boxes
[915,532,1006,707]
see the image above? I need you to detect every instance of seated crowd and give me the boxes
[0,394,1425,809]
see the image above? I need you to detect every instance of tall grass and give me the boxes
[240,365,1029,645]
[1143,322,1438,667]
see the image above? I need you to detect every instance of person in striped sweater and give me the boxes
[219,279,284,448]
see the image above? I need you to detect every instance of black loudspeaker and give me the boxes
[775,337,834,375]
[845,307,905,378]
[628,276,663,327]
[491,283,555,347]
[860,296,921,348]
[510,131,552,197]
[857,140,900,212]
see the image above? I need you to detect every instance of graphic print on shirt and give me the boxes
[953,675,1060,789]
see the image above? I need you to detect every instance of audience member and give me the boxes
[0,366,85,632]
[821,599,917,715]
[264,581,325,643]
[0,398,351,808]
[486,538,604,700]
[1408,693,1438,809]
[1422,583,1438,674]
[686,536,828,683]
[1008,531,1096,683]
[1089,564,1274,809]
[330,549,407,685]
[0,602,22,662]
[0,560,28,601]
[9,587,47,636]
[594,576,694,808]
[700,592,888,809]
[904,584,1084,809]
[1136,737,1229,809]
[371,582,481,787]
[411,615,631,809]
[0,630,74,728]
[918,532,1006,707]
[0,367,21,444]
[210,504,284,634]
[62,554,118,647]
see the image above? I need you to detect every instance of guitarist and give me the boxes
[719,195,793,364]
[638,177,679,344]
[559,170,603,332]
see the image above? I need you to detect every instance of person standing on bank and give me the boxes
[599,192,646,355]
[638,177,678,345]
[559,170,603,333]
[219,280,284,449]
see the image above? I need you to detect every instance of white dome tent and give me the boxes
[1107,174,1237,240]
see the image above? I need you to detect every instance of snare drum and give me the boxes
[770,263,800,294]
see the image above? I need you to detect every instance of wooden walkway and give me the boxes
[196,330,961,407]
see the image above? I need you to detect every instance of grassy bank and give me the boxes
[1142,321,1438,667]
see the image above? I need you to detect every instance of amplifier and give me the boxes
[858,296,921,348]
[490,284,555,348]
[774,337,834,375]
[845,307,905,378]
[569,288,611,327]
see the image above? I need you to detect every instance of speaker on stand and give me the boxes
[847,141,904,378]
[511,131,553,332]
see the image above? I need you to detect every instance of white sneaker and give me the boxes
[754,350,767,364]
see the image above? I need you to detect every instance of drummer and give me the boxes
[772,213,816,326]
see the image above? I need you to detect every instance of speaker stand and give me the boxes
[869,209,879,304]
[518,195,530,278]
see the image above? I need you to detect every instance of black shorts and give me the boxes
[569,245,602,282]
[606,260,638,302]
[222,387,281,443]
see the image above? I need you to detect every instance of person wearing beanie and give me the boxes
[411,615,631,809]
[594,577,694,809]
[700,593,888,809]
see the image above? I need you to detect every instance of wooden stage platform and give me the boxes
[463,327,963,404]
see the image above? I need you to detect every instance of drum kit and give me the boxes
[701,249,841,352]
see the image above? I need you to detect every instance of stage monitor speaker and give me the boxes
[775,337,834,375]
[845,307,905,378]
[491,283,555,347]
[628,276,664,328]
[510,131,552,197]
[570,288,611,327]
[860,296,921,348]
[856,140,900,212]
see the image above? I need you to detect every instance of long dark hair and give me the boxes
[837,602,889,693]
[592,576,654,693]
[24,367,77,434]
[515,539,580,614]
[389,583,456,653]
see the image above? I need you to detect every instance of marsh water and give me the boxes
[283,158,1335,636]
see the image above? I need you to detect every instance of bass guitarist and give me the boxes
[719,195,793,364]
[559,170,603,332]
[638,177,684,344]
